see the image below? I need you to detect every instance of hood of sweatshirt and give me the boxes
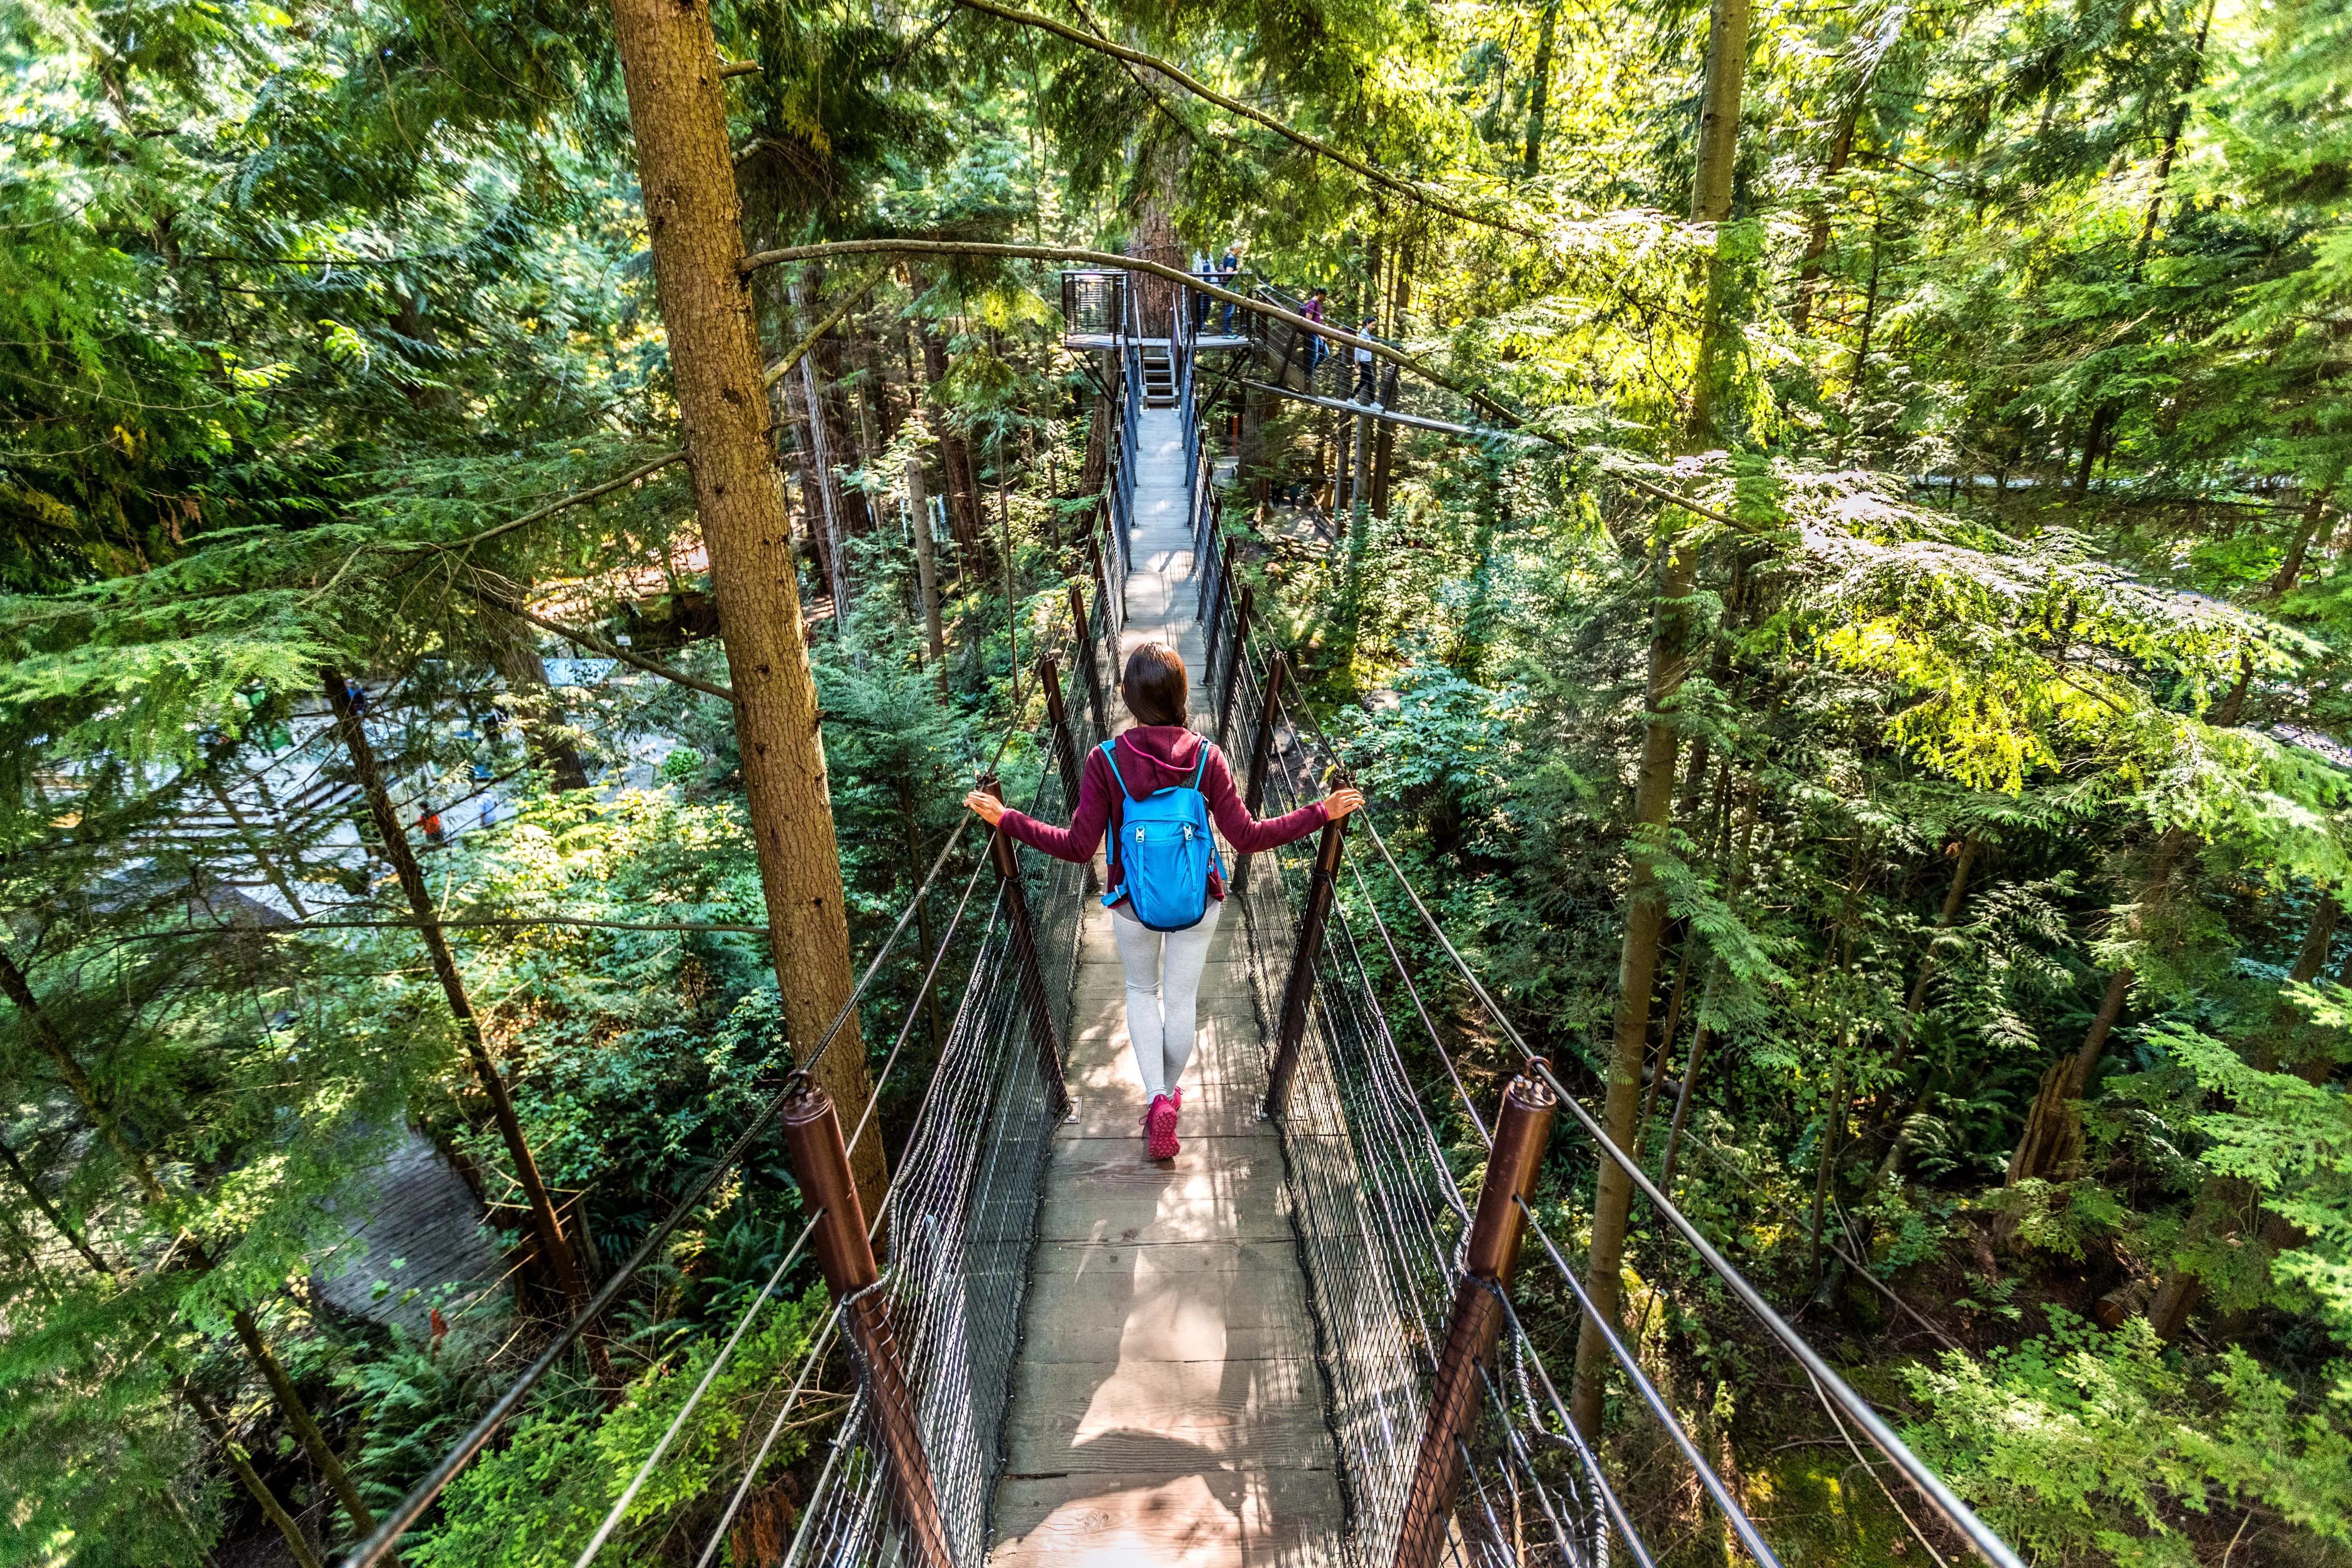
[1108,725,1206,799]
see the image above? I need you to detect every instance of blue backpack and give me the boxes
[1101,738,1225,931]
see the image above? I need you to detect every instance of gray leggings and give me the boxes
[1113,899,1224,1100]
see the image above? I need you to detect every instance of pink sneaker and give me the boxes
[1145,1092,1180,1160]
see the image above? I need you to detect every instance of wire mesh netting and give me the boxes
[1202,480,1626,1568]
[778,575,1121,1568]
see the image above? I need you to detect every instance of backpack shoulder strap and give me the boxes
[1098,738,1128,795]
[1189,737,1212,790]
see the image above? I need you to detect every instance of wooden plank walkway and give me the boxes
[990,406,1345,1567]
[312,1129,503,1338]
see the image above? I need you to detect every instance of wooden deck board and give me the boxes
[992,404,1342,1565]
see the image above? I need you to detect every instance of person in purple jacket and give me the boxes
[966,644,1362,1159]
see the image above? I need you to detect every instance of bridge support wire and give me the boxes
[1225,565,2027,1568]
[766,586,1115,1566]
[1179,444,2021,1567]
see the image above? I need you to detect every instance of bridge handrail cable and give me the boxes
[1197,456,2024,1567]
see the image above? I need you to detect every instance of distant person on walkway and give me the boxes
[1189,248,1211,333]
[965,645,1362,1160]
[1302,287,1329,380]
[417,803,444,845]
[1216,244,1241,333]
[1352,318,1379,404]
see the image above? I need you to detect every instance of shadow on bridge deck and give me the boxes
[989,404,1345,1567]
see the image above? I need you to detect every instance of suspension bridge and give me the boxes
[343,273,2024,1568]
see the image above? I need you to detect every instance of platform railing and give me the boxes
[1057,268,1125,339]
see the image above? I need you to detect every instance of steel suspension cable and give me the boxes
[1512,1197,1780,1565]
[339,807,980,1568]
[1468,1352,1607,1568]
[1342,851,1492,1148]
[693,1303,846,1568]
[1252,643,2024,1568]
[1499,1296,1658,1568]
[573,851,998,1568]
[570,1218,822,1568]
[1518,1064,2023,1568]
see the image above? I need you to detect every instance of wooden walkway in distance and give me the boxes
[989,406,1345,1567]
[312,1129,502,1338]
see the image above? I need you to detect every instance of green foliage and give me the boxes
[1904,1313,2352,1566]
[406,1288,830,1568]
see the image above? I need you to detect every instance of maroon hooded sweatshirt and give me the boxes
[997,725,1328,910]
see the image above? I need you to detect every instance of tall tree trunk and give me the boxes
[1864,833,1984,1196]
[906,445,947,689]
[1128,190,1183,332]
[2072,403,2118,498]
[201,768,313,918]
[1574,0,1749,1441]
[2269,484,2336,597]
[897,776,946,1050]
[1809,1057,1847,1283]
[1905,834,1981,1020]
[606,0,884,1215]
[0,943,169,1205]
[862,316,902,449]
[0,1131,115,1278]
[1351,408,1372,517]
[779,363,835,598]
[319,672,605,1373]
[1242,379,1270,506]
[1372,240,1413,517]
[791,271,855,628]
[2264,894,2340,1072]
[1333,405,1354,515]
[186,1385,328,1568]
[2064,0,2219,506]
[1521,0,1559,178]
[1847,211,1885,400]
[3,1145,331,1568]
[1079,370,1110,499]
[1790,113,1855,338]
[2134,0,2220,270]
[483,602,594,790]
[915,293,987,569]
[807,274,875,545]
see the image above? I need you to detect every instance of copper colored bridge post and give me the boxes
[779,1086,953,1568]
[982,775,1073,1120]
[1391,1071,1558,1568]
[1229,650,1287,896]
[1263,798,1349,1118]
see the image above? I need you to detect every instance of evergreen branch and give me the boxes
[948,0,1545,242]
[481,586,737,704]
[407,450,689,557]
[1064,0,1204,150]
[765,271,886,389]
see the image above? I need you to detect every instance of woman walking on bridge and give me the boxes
[966,645,1361,1158]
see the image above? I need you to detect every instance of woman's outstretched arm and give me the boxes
[1200,744,1362,851]
[965,749,1115,863]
